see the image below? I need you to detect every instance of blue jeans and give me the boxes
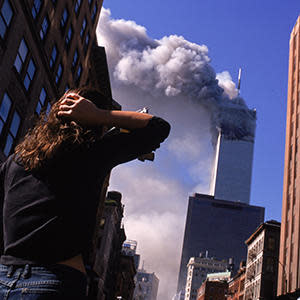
[0,264,87,299]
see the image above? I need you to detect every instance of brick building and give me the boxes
[196,280,227,300]
[227,261,246,300]
[278,15,300,297]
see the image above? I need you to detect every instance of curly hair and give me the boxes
[14,87,112,171]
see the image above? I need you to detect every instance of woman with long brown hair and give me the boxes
[0,87,170,299]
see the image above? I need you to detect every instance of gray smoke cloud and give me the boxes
[97,9,256,141]
[97,8,255,299]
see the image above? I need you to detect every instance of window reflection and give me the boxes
[40,15,49,40]
[0,0,13,38]
[23,59,36,90]
[0,93,11,134]
[32,0,42,19]
[14,39,28,73]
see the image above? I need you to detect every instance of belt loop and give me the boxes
[22,264,31,279]
[6,265,14,278]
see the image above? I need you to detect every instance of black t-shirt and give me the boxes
[0,117,170,265]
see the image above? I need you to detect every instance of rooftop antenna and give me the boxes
[237,68,242,96]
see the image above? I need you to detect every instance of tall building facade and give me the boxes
[210,129,255,204]
[227,261,246,300]
[244,220,280,300]
[177,193,265,294]
[92,191,126,300]
[0,0,103,162]
[184,255,228,300]
[122,239,141,270]
[133,270,159,300]
[177,95,261,297]
[278,15,300,296]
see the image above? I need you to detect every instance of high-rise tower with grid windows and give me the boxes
[0,0,104,161]
[278,15,300,296]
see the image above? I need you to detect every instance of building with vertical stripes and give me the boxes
[0,0,103,161]
[278,15,300,296]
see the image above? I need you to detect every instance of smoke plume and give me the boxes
[97,8,255,299]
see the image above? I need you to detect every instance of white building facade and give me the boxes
[244,220,280,300]
[184,255,228,300]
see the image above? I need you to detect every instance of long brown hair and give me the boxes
[15,87,112,171]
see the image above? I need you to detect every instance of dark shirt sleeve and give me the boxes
[99,116,171,168]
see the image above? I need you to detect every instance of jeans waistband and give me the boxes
[0,263,87,281]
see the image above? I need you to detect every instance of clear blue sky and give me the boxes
[103,0,300,222]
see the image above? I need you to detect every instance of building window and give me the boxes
[91,4,97,23]
[0,93,11,134]
[293,187,296,205]
[49,44,57,69]
[14,38,28,73]
[65,25,73,49]
[266,257,274,273]
[23,59,36,90]
[4,110,20,156]
[287,194,291,210]
[80,17,86,38]
[55,63,63,84]
[267,236,276,251]
[60,7,68,30]
[74,0,81,15]
[72,49,78,70]
[0,0,13,39]
[35,87,47,114]
[40,15,49,40]
[76,64,82,83]
[31,0,42,19]
[84,32,90,53]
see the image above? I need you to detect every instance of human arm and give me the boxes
[57,93,171,167]
[100,116,170,167]
[57,94,153,130]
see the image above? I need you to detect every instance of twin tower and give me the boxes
[177,108,265,293]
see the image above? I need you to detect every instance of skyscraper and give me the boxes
[0,0,103,161]
[177,193,265,293]
[278,15,300,296]
[177,101,265,294]
[210,128,255,204]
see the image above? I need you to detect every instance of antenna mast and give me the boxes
[237,68,242,96]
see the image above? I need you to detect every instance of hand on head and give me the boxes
[57,93,101,127]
